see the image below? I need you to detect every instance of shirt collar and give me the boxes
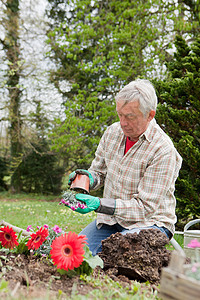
[139,118,157,142]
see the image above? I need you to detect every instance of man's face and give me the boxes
[116,100,155,141]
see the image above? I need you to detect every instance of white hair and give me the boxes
[115,79,158,116]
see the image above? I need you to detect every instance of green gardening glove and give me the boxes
[68,169,95,189]
[75,194,100,214]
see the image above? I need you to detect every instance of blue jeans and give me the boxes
[79,220,172,256]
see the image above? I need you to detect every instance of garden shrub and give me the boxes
[11,140,65,195]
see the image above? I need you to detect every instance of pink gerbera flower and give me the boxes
[26,227,49,250]
[50,232,87,271]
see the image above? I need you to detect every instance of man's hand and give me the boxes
[68,169,94,189]
[74,194,100,214]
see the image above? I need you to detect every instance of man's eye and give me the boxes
[127,115,136,120]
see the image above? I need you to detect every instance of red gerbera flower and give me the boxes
[0,226,19,249]
[26,227,49,250]
[50,231,87,271]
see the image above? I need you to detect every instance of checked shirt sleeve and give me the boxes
[88,129,108,190]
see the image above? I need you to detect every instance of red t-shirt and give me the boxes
[124,137,137,154]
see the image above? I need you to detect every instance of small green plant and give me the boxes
[60,190,87,210]
[14,231,29,255]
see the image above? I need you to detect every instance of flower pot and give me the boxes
[70,174,90,194]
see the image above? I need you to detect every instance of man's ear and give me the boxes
[148,110,156,121]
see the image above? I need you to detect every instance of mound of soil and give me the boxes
[99,228,171,285]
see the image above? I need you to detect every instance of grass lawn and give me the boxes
[0,192,96,233]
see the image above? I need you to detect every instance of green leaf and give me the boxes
[83,245,104,269]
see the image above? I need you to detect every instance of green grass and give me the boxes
[173,233,184,248]
[0,191,59,201]
[0,192,96,233]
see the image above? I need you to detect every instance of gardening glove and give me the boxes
[74,194,100,214]
[75,194,116,215]
[68,169,95,189]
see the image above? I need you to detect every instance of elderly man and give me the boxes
[68,79,182,255]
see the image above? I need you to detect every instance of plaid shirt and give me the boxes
[89,119,182,234]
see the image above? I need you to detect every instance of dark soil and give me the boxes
[99,229,171,285]
[0,229,171,298]
[0,251,95,298]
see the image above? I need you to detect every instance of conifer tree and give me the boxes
[155,36,200,225]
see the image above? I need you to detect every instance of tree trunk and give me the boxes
[3,0,23,192]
